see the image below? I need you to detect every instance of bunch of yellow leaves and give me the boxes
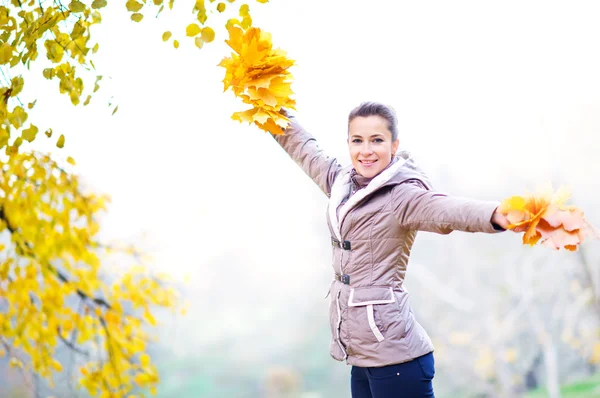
[219,26,296,135]
[498,184,599,251]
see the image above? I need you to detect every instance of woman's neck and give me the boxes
[350,157,397,190]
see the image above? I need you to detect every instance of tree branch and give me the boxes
[0,205,112,310]
[99,316,124,394]
[57,327,90,356]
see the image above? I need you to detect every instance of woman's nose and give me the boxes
[360,143,374,155]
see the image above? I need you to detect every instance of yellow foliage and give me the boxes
[0,152,182,396]
[219,26,296,134]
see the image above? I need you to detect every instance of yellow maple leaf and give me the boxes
[220,26,296,135]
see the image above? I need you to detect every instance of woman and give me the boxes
[272,102,512,398]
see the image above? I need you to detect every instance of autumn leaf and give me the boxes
[126,0,144,12]
[131,13,144,22]
[0,43,13,64]
[91,0,107,9]
[186,23,202,37]
[69,1,86,13]
[56,134,65,148]
[219,26,296,135]
[21,124,38,142]
[201,27,215,43]
[498,184,598,251]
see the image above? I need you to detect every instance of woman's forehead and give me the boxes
[349,116,391,136]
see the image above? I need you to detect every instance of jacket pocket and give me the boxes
[328,285,346,361]
[348,287,396,343]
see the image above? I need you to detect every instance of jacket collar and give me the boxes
[328,158,408,241]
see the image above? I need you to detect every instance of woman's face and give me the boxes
[348,115,400,178]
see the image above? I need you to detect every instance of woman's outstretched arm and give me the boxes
[391,180,507,234]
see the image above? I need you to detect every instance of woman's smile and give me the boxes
[359,160,378,167]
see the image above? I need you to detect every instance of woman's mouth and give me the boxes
[359,160,377,167]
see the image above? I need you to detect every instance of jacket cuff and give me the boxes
[488,204,505,232]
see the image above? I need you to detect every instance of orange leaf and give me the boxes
[542,205,585,231]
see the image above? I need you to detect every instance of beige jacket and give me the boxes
[273,118,501,367]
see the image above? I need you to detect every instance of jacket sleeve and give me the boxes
[391,180,502,234]
[271,117,341,196]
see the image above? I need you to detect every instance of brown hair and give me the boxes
[348,102,399,141]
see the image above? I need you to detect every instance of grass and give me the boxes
[526,373,600,398]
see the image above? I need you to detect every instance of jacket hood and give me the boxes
[329,150,432,242]
[391,150,433,190]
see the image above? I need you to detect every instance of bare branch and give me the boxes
[57,327,90,356]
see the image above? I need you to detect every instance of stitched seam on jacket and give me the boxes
[404,220,470,231]
[368,192,395,285]
[296,136,334,196]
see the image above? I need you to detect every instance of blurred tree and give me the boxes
[0,151,181,396]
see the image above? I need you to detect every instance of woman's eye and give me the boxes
[373,138,383,143]
[352,139,362,143]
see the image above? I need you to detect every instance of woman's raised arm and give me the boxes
[271,117,342,197]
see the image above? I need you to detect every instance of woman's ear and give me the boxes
[392,139,400,155]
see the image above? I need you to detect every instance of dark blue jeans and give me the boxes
[350,352,435,398]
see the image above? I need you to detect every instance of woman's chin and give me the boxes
[358,168,378,178]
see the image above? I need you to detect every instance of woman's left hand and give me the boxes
[491,209,521,231]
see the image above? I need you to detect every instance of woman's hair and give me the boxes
[348,102,399,141]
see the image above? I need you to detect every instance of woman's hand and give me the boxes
[491,209,528,232]
[491,209,518,231]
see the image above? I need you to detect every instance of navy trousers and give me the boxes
[350,352,435,398]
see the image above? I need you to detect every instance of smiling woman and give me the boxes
[347,103,400,179]
[269,101,514,398]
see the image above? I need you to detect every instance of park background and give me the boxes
[2,0,600,397]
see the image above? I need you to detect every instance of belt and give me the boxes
[331,237,352,250]
[335,273,350,285]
